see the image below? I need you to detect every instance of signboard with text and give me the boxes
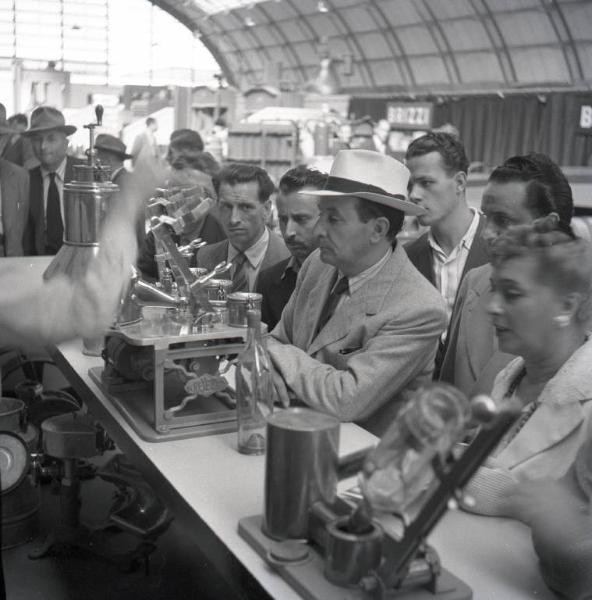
[578,102,592,135]
[386,102,434,131]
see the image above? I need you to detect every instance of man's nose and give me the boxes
[481,221,497,245]
[487,291,503,316]
[285,219,297,239]
[313,218,325,238]
[408,183,422,203]
[229,206,241,223]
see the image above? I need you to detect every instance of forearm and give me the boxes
[267,328,440,422]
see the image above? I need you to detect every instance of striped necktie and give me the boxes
[231,252,249,292]
[45,172,63,254]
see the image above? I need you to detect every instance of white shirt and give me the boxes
[41,157,67,227]
[227,228,270,292]
[428,208,480,322]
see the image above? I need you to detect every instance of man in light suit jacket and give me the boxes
[405,132,489,324]
[195,163,290,290]
[267,150,447,436]
[0,157,29,256]
[22,106,79,255]
[439,153,574,397]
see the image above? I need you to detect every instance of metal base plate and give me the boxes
[238,515,473,600]
[89,367,237,442]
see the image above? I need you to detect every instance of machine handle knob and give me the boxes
[95,104,104,125]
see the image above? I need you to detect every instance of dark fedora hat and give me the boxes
[23,106,76,136]
[95,133,132,160]
[0,103,17,134]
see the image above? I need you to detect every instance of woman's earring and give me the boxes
[553,314,571,328]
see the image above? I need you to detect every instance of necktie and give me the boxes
[231,252,249,292]
[316,272,349,335]
[45,172,63,254]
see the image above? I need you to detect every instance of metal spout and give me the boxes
[131,279,181,309]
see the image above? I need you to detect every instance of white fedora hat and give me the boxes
[300,149,425,216]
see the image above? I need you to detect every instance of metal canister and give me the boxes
[263,408,340,540]
[203,278,233,302]
[227,292,262,327]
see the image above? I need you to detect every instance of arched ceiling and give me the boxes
[151,0,592,96]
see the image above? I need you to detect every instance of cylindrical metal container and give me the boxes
[203,278,233,302]
[0,397,26,432]
[227,292,262,327]
[263,408,340,540]
[44,164,118,282]
[324,516,383,587]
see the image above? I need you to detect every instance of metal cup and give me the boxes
[263,408,340,540]
[324,516,383,587]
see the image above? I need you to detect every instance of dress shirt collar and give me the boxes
[227,227,269,269]
[338,247,392,296]
[428,208,480,259]
[41,156,67,182]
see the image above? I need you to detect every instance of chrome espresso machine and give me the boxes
[239,384,520,600]
[89,178,261,442]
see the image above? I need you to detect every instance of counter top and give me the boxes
[51,338,555,600]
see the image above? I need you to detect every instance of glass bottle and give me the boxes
[236,309,273,455]
[349,383,469,530]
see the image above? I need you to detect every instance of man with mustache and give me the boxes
[256,166,327,329]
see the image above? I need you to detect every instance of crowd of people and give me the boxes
[1,101,591,599]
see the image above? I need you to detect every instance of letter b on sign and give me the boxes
[581,105,592,129]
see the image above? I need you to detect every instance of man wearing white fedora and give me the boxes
[22,106,80,255]
[267,149,447,436]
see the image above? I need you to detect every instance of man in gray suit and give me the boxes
[0,111,29,256]
[267,150,447,436]
[439,153,574,397]
[0,157,29,256]
[195,163,290,290]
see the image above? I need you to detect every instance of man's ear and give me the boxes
[371,216,390,242]
[455,171,467,194]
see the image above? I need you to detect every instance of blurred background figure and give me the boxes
[0,105,35,169]
[0,107,29,256]
[131,116,159,168]
[95,133,145,250]
[22,106,80,256]
[205,117,228,165]
[165,128,217,198]
[136,128,226,280]
[372,119,391,154]
[464,211,592,517]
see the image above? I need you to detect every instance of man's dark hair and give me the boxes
[278,165,328,195]
[488,153,573,226]
[215,163,275,203]
[355,199,405,242]
[405,131,469,175]
[146,117,156,127]
[8,113,27,127]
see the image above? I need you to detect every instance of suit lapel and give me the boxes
[461,215,489,279]
[308,247,401,355]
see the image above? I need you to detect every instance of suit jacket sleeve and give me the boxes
[268,261,445,422]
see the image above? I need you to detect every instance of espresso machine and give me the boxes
[239,384,520,600]
[89,184,262,442]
